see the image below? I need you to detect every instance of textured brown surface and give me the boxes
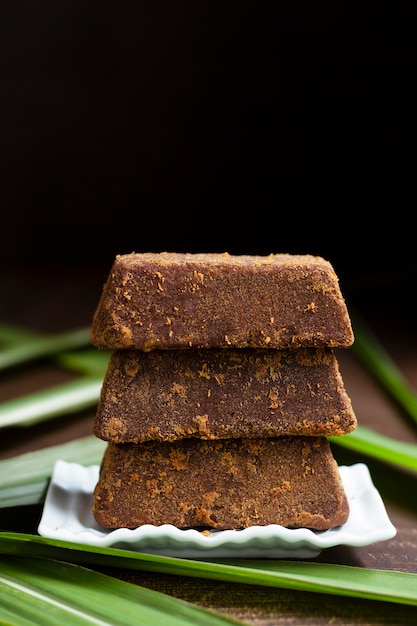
[94,347,356,442]
[90,252,354,350]
[92,436,349,530]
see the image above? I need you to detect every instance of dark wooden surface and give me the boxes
[1,265,417,625]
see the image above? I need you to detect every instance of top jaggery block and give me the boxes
[90,252,354,350]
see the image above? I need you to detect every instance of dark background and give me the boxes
[1,1,416,320]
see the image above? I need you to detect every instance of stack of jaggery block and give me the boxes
[90,252,357,531]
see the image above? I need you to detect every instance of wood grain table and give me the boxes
[1,264,417,625]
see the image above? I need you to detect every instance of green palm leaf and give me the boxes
[0,377,104,428]
[0,436,105,508]
[1,533,417,607]
[0,326,92,371]
[329,425,417,472]
[350,310,417,426]
[1,555,245,626]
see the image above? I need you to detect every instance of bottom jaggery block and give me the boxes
[92,436,349,531]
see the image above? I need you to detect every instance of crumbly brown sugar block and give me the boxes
[90,252,354,350]
[94,347,356,442]
[92,436,349,531]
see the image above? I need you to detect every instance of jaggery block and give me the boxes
[92,436,350,531]
[90,252,354,350]
[94,347,356,442]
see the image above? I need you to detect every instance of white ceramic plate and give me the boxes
[38,461,396,559]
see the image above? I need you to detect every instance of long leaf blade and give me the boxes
[0,323,109,377]
[0,324,43,346]
[1,533,416,607]
[329,424,417,472]
[0,327,92,371]
[56,350,110,376]
[351,310,417,426]
[0,377,103,428]
[1,556,245,626]
[0,437,106,508]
